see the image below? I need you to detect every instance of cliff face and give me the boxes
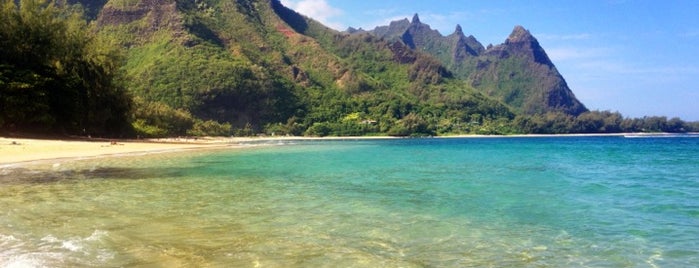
[472,26,587,115]
[96,0,185,41]
[370,14,485,72]
[448,24,485,61]
[365,18,588,116]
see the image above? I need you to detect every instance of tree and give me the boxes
[666,117,686,133]
[641,116,668,132]
[0,0,131,136]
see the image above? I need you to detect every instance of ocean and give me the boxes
[1,136,698,267]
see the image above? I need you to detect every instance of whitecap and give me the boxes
[61,240,83,252]
[0,252,63,268]
[0,234,19,243]
[85,230,108,241]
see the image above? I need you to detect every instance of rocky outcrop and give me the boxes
[96,0,185,43]
[368,14,485,67]
[358,18,587,116]
[474,26,587,115]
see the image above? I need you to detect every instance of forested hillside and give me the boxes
[1,0,697,137]
[90,0,515,136]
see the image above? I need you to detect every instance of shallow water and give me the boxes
[1,136,698,267]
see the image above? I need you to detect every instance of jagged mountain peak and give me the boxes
[411,13,421,24]
[497,25,554,67]
[364,17,586,116]
[506,25,535,44]
[472,25,587,115]
[367,15,486,61]
[454,24,463,35]
[394,18,410,26]
[346,26,365,34]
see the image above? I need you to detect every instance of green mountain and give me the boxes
[16,0,662,137]
[87,0,515,136]
[364,15,588,116]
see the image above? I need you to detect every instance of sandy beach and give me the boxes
[0,135,400,166]
[0,137,240,166]
[0,133,669,166]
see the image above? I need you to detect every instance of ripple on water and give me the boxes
[0,137,698,267]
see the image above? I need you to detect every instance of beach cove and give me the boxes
[0,134,627,166]
[1,135,698,267]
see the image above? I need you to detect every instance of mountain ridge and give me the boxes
[358,15,587,116]
[87,2,585,119]
[87,0,516,136]
[4,0,697,137]
[17,0,698,137]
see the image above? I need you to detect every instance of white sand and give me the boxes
[0,137,234,165]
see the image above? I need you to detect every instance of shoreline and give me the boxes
[0,137,239,167]
[1,132,692,166]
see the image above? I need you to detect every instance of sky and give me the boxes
[280,0,699,121]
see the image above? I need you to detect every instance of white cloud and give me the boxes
[281,0,344,30]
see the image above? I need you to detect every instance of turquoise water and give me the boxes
[1,136,698,267]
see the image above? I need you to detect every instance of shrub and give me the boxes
[132,119,168,138]
[188,119,232,137]
[305,122,332,137]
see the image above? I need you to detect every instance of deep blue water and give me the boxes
[1,136,698,267]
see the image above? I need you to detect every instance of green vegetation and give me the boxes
[2,0,697,138]
[103,0,517,137]
[368,21,587,116]
[1,0,131,136]
[513,111,696,134]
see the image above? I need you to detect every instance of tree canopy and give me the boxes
[0,0,131,136]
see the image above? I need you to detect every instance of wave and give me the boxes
[0,230,113,268]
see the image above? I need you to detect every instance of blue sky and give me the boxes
[281,0,699,121]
